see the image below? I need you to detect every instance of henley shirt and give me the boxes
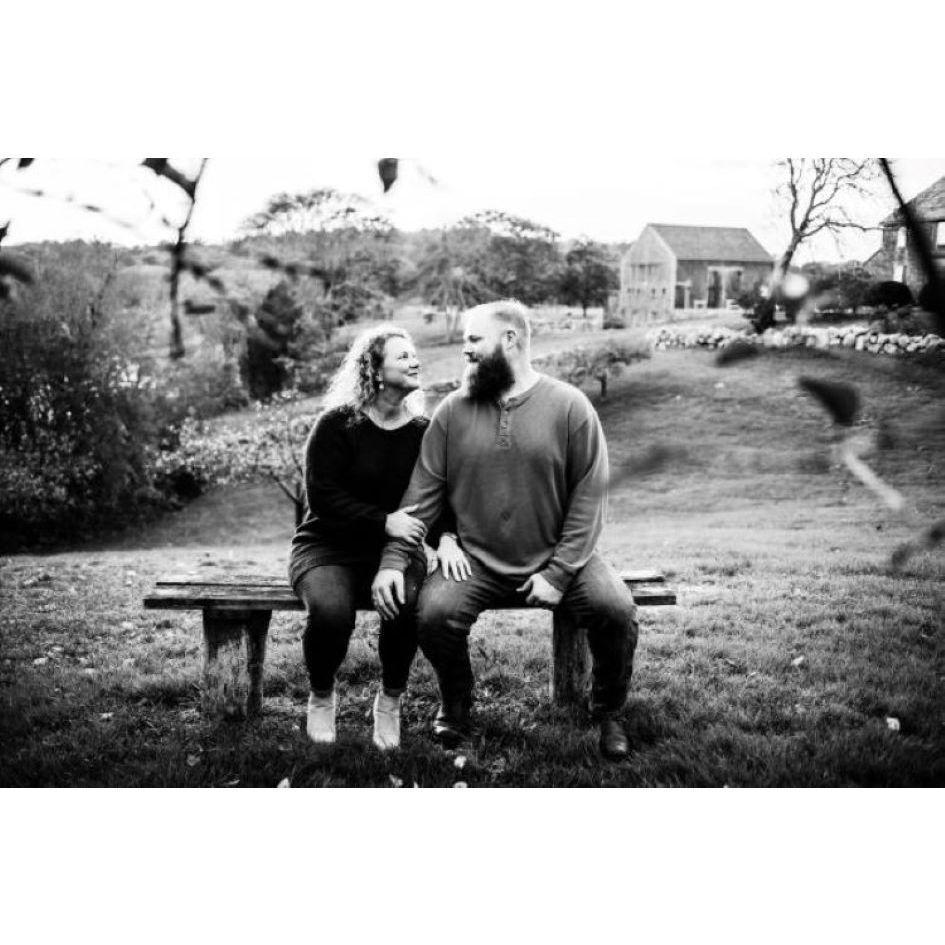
[379,373,609,592]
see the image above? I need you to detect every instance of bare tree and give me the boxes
[242,188,391,242]
[142,158,209,359]
[774,158,879,277]
[412,227,491,342]
[878,158,945,333]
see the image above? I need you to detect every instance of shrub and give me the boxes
[0,243,167,548]
[240,280,361,400]
[242,281,304,400]
[152,348,250,424]
[736,284,766,311]
[868,281,914,309]
[154,405,320,524]
[869,307,938,337]
[535,339,650,398]
[746,297,777,332]
[318,281,391,327]
[917,281,945,318]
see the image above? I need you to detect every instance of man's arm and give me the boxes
[377,401,450,573]
[538,403,609,593]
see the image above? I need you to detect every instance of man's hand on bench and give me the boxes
[372,569,405,621]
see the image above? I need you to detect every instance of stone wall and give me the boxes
[650,323,945,359]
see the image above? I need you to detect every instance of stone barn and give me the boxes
[865,175,945,296]
[618,224,774,321]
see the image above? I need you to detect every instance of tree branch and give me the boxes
[879,158,945,331]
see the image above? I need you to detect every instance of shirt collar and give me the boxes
[497,373,546,409]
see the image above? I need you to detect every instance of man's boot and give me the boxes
[598,715,629,761]
[433,693,472,749]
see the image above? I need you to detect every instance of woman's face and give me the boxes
[380,336,421,393]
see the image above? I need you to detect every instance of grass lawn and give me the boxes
[2,345,944,787]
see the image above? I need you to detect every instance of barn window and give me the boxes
[896,227,907,249]
[937,222,945,247]
[893,263,905,282]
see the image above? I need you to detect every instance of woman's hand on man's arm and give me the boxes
[385,504,426,544]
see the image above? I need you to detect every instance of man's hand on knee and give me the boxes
[516,572,563,609]
[372,569,405,621]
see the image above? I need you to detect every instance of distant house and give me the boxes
[865,175,945,296]
[618,224,774,320]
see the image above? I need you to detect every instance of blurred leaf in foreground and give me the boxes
[377,158,399,193]
[798,376,859,427]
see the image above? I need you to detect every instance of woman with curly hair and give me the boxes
[289,324,467,750]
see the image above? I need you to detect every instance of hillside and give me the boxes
[3,345,944,786]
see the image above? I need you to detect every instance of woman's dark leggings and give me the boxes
[295,557,425,696]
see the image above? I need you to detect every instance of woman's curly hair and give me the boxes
[321,324,419,419]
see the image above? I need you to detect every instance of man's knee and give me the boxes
[586,587,638,643]
[623,598,640,651]
[416,577,472,645]
[613,590,638,629]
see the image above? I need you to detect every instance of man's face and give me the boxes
[462,311,503,362]
[462,312,514,402]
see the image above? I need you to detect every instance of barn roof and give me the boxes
[649,224,773,263]
[881,175,945,226]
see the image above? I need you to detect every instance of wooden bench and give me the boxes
[144,570,677,718]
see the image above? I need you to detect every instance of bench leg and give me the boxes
[245,619,269,718]
[551,611,591,709]
[202,609,271,719]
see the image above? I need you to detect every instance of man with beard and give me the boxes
[371,300,638,761]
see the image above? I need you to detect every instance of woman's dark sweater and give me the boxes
[288,406,435,586]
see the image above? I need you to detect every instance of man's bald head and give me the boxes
[464,300,532,353]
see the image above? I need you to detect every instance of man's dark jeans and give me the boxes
[416,552,638,717]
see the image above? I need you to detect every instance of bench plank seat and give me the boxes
[144,571,676,610]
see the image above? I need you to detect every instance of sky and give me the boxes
[3,157,945,265]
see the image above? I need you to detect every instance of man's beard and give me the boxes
[466,344,514,402]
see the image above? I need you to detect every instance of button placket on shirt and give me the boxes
[496,402,512,450]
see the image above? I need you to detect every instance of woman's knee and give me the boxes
[296,568,356,633]
[402,556,428,610]
[305,601,355,638]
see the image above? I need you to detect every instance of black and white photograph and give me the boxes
[3,2,943,940]
[5,150,944,788]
